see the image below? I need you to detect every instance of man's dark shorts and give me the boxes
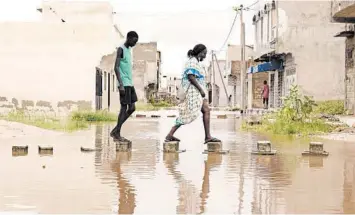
[120,86,138,105]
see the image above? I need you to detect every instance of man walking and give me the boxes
[110,31,139,142]
[262,80,269,109]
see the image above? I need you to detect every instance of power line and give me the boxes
[216,11,239,53]
[245,0,259,10]
[213,0,259,54]
[114,8,231,17]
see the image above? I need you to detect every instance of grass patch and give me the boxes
[70,110,116,122]
[313,100,345,115]
[1,111,89,132]
[136,101,175,111]
[242,85,336,136]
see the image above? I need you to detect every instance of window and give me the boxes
[267,11,270,43]
[169,86,171,92]
[260,17,264,45]
[112,74,115,92]
[104,72,107,90]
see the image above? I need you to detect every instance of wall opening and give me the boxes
[95,68,103,110]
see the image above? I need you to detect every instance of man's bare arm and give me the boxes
[114,47,124,87]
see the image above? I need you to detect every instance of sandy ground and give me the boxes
[0,120,62,139]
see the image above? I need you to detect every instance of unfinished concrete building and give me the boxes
[132,42,161,103]
[332,0,355,114]
[0,1,124,115]
[250,0,345,109]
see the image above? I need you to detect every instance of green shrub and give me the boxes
[243,85,334,136]
[313,100,345,115]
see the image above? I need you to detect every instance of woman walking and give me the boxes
[165,44,221,143]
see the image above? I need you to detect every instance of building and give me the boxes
[158,75,180,98]
[0,1,124,115]
[250,0,345,109]
[207,60,231,107]
[132,42,162,103]
[332,0,355,114]
[226,45,255,108]
[206,45,254,108]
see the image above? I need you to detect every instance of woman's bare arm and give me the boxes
[188,74,205,96]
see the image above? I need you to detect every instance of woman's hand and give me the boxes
[200,90,206,98]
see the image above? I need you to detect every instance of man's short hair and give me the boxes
[127,31,138,38]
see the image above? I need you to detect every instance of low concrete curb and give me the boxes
[132,111,241,119]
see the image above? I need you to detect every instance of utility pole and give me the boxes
[235,4,246,114]
[211,51,215,107]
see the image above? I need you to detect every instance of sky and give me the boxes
[0,0,257,76]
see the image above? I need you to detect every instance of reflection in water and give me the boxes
[2,118,355,213]
[111,152,136,214]
[163,153,199,214]
[308,156,324,168]
[199,154,222,214]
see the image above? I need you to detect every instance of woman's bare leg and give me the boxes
[165,125,181,141]
[201,100,211,140]
[201,99,220,143]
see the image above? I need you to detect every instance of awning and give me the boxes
[334,30,354,38]
[247,60,282,74]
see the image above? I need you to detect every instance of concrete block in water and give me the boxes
[257,141,271,152]
[217,114,227,119]
[167,115,176,118]
[151,115,161,118]
[80,147,102,152]
[302,142,329,156]
[163,141,186,153]
[116,141,132,152]
[136,114,146,118]
[203,142,229,154]
[12,145,28,156]
[251,140,277,155]
[38,145,53,155]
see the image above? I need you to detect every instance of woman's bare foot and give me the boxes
[204,137,221,144]
[165,135,180,142]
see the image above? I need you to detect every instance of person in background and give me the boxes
[262,80,269,109]
[228,94,232,107]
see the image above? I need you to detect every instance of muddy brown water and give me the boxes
[1,117,355,213]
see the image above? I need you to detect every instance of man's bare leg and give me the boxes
[110,104,136,142]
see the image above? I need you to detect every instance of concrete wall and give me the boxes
[0,1,122,115]
[132,42,159,102]
[225,45,254,108]
[278,1,345,101]
[209,60,233,107]
[345,36,355,114]
[252,72,269,108]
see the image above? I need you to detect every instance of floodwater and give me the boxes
[1,117,355,214]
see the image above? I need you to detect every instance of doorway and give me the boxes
[269,73,275,108]
[108,73,111,110]
[95,68,103,110]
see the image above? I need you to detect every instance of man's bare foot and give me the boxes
[111,133,131,143]
[165,135,180,142]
